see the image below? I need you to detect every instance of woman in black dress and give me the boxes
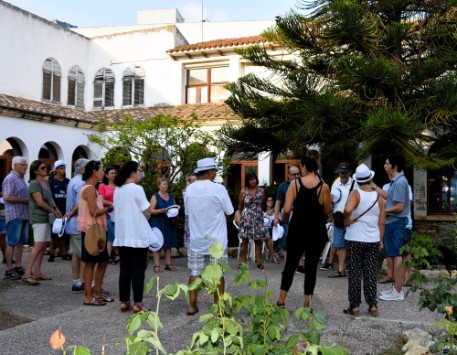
[276,156,332,309]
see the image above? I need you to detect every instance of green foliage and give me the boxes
[221,0,457,167]
[401,231,443,272]
[88,114,221,199]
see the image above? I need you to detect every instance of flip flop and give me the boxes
[35,275,53,281]
[187,307,199,316]
[84,297,106,306]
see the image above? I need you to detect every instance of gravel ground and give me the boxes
[0,252,442,354]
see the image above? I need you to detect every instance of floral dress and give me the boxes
[239,187,267,241]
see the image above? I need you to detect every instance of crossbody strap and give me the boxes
[353,192,378,222]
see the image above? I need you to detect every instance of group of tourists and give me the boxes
[1,152,412,317]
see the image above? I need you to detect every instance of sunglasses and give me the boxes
[290,173,300,176]
[39,166,48,171]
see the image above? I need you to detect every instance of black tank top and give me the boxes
[289,178,327,238]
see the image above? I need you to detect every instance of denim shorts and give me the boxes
[6,218,29,246]
[187,250,228,276]
[277,223,289,251]
[332,226,346,248]
[383,219,408,257]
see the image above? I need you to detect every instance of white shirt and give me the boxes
[113,183,154,248]
[184,179,234,254]
[331,177,358,213]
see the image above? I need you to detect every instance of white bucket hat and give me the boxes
[149,227,164,251]
[353,164,375,183]
[52,217,67,238]
[166,205,180,218]
[272,225,284,241]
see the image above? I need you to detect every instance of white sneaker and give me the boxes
[379,288,404,301]
[380,285,394,296]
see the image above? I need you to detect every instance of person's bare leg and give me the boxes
[32,242,48,277]
[277,289,287,305]
[5,245,15,270]
[14,244,23,268]
[380,257,394,282]
[0,234,6,261]
[338,248,346,273]
[23,244,41,278]
[153,251,161,268]
[304,294,312,308]
[328,246,336,265]
[266,239,275,259]
[164,248,172,266]
[83,262,95,302]
[188,275,199,314]
[92,261,109,297]
[255,240,262,265]
[240,239,249,263]
[403,254,411,285]
[393,256,404,293]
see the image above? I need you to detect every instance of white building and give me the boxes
[0,1,455,234]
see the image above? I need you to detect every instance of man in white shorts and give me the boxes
[184,158,234,316]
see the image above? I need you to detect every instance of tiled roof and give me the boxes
[168,35,269,54]
[0,94,239,128]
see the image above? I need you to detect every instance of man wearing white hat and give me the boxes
[184,157,234,316]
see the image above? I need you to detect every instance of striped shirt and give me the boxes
[2,171,29,223]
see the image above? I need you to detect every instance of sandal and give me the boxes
[133,303,149,313]
[154,266,161,273]
[22,277,40,286]
[164,264,176,271]
[120,302,132,313]
[369,307,378,317]
[84,297,106,306]
[186,307,199,316]
[257,264,265,270]
[276,301,286,309]
[99,294,114,302]
[343,307,360,317]
[34,274,52,281]
[328,271,346,278]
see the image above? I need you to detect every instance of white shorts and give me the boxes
[32,223,51,243]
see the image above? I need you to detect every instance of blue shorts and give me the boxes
[383,219,408,257]
[332,226,346,248]
[187,250,228,276]
[6,218,29,246]
[277,223,289,251]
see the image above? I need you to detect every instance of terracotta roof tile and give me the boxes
[0,94,239,127]
[168,35,268,53]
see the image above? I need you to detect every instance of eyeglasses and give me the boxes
[16,163,28,167]
[289,173,300,177]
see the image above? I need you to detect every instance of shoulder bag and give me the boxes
[84,214,107,256]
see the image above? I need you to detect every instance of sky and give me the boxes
[5,0,302,27]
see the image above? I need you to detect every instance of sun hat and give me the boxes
[53,160,66,170]
[331,187,342,204]
[272,225,284,241]
[194,157,218,174]
[166,205,180,218]
[353,164,375,183]
[149,227,164,252]
[52,217,67,237]
[335,162,351,173]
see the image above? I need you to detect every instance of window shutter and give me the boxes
[123,78,132,106]
[42,72,51,100]
[67,78,76,106]
[134,78,144,105]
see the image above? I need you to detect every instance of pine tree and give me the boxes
[221,0,457,167]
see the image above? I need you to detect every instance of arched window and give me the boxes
[122,66,144,106]
[67,65,85,108]
[428,142,457,214]
[42,58,61,103]
[93,68,115,108]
